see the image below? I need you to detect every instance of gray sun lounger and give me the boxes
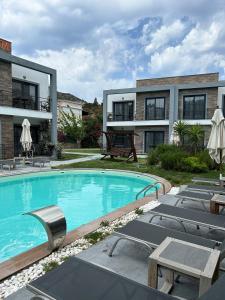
[175,190,213,209]
[109,220,218,257]
[149,204,225,235]
[184,184,225,195]
[192,177,221,185]
[199,273,225,300]
[27,256,174,300]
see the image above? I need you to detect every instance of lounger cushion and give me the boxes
[28,257,174,300]
[186,184,225,195]
[198,273,225,300]
[116,221,217,249]
[176,191,212,200]
[151,204,225,229]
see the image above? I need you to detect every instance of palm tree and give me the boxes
[187,124,204,154]
[173,120,188,146]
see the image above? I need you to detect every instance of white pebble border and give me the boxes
[0,200,162,299]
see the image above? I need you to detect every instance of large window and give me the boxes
[113,101,134,121]
[183,95,206,119]
[12,79,38,110]
[145,131,164,152]
[145,97,165,120]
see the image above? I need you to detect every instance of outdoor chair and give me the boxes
[175,190,214,210]
[109,220,218,258]
[192,177,222,185]
[148,204,225,236]
[27,256,174,300]
[183,184,225,195]
[0,159,15,170]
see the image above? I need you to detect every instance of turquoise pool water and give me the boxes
[0,170,155,262]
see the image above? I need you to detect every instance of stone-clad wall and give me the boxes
[0,115,14,158]
[0,57,14,158]
[136,73,219,87]
[0,61,12,106]
[136,91,170,120]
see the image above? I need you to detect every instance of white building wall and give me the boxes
[12,64,49,101]
[107,93,136,113]
[218,87,225,108]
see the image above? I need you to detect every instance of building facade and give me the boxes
[103,73,225,153]
[0,38,57,159]
[57,92,83,121]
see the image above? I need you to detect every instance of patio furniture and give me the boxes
[0,159,15,170]
[109,220,217,258]
[101,131,138,162]
[148,237,220,296]
[27,256,174,300]
[175,190,213,210]
[149,204,225,235]
[13,156,25,167]
[199,273,225,300]
[210,194,225,214]
[192,177,222,185]
[184,184,225,195]
[32,157,50,168]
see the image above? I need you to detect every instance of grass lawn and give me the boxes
[56,153,87,161]
[54,158,222,185]
[63,148,101,154]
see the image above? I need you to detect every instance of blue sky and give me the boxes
[1,0,225,101]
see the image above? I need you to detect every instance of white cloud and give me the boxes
[144,20,187,54]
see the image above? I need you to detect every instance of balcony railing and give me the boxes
[107,113,134,121]
[0,89,51,112]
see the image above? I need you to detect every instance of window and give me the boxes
[145,131,164,152]
[113,101,134,121]
[183,95,206,119]
[12,79,38,110]
[145,98,165,120]
[223,95,225,117]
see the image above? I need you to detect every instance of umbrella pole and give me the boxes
[220,149,223,171]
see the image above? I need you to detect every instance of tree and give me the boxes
[187,124,204,154]
[59,109,86,144]
[173,120,188,146]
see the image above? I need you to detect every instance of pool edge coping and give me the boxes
[0,168,171,281]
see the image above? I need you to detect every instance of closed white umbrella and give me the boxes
[170,124,180,145]
[20,119,32,152]
[207,108,225,165]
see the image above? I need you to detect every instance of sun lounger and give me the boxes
[109,220,217,257]
[199,273,225,300]
[149,204,225,235]
[27,256,174,300]
[184,184,225,195]
[0,159,15,170]
[175,190,213,209]
[192,177,221,185]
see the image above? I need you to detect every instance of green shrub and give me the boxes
[100,220,110,227]
[135,208,144,215]
[182,157,208,173]
[147,144,181,166]
[197,150,216,170]
[43,261,59,273]
[85,231,109,244]
[160,150,187,170]
[147,149,159,165]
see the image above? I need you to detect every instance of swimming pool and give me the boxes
[0,170,157,262]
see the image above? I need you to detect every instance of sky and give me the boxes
[1,0,225,102]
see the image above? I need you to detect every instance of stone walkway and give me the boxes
[50,154,102,167]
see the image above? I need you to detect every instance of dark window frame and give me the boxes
[222,95,225,117]
[183,94,206,120]
[112,100,134,121]
[12,79,39,110]
[145,97,165,120]
[144,131,164,152]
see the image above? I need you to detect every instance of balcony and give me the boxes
[0,89,51,112]
[107,113,134,122]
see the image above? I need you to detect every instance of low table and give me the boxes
[148,237,220,297]
[210,194,225,214]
